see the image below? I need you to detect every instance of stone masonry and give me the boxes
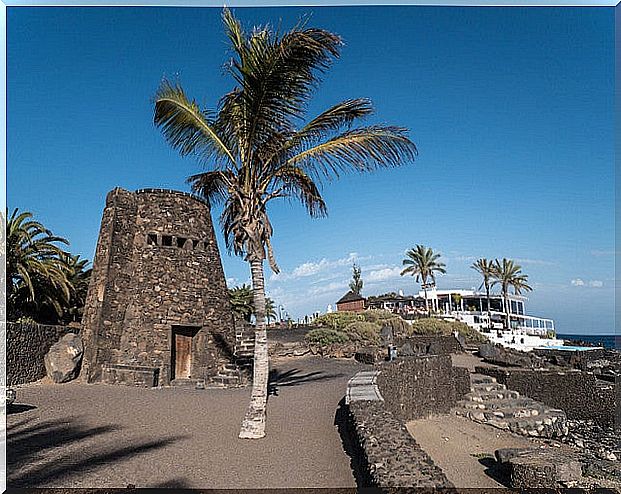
[80,188,237,386]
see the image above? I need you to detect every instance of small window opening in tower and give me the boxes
[147,233,158,246]
[162,235,173,247]
[177,237,188,249]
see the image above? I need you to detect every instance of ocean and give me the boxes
[556,333,617,350]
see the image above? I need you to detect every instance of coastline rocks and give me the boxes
[478,343,543,368]
[44,333,83,383]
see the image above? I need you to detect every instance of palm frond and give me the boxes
[154,79,236,167]
[287,126,417,180]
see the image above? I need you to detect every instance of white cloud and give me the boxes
[365,266,402,283]
[515,258,555,266]
[271,252,367,282]
[571,278,603,288]
[308,281,349,296]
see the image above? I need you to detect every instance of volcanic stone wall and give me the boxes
[378,355,470,421]
[477,366,618,428]
[80,188,236,386]
[7,322,78,385]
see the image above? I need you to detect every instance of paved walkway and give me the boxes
[7,356,365,489]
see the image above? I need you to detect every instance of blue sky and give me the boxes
[7,6,615,334]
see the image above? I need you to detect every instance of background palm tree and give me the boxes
[153,9,417,439]
[61,254,92,324]
[492,258,532,329]
[400,245,446,314]
[6,208,71,322]
[265,298,277,325]
[229,284,255,322]
[471,258,496,328]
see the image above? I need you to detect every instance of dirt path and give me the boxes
[407,413,553,488]
[7,356,364,489]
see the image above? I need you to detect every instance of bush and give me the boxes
[408,318,488,344]
[305,328,350,346]
[343,321,381,343]
[314,312,364,331]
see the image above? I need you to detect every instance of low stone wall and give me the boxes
[342,355,472,489]
[7,322,79,385]
[378,355,470,421]
[476,366,617,428]
[346,400,453,489]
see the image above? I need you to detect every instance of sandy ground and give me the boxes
[407,413,554,488]
[6,356,365,489]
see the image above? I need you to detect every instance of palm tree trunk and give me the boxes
[239,258,269,439]
[486,284,492,329]
[423,286,429,316]
[503,289,510,330]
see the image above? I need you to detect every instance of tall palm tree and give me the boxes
[400,245,446,314]
[492,258,532,329]
[153,9,417,439]
[6,208,71,321]
[471,258,496,328]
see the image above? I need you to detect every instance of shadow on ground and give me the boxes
[334,398,373,489]
[7,415,188,487]
[478,457,512,487]
[268,367,346,396]
[8,403,37,415]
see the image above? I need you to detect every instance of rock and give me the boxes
[495,447,535,464]
[508,450,583,488]
[380,325,394,345]
[44,333,83,383]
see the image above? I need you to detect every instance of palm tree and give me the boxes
[471,258,496,328]
[265,298,277,325]
[400,245,446,314]
[229,284,255,322]
[6,208,71,321]
[492,258,532,329]
[62,254,92,324]
[153,9,417,439]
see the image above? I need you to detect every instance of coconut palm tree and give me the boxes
[492,258,532,329]
[6,208,71,321]
[471,258,496,328]
[153,9,417,439]
[400,245,446,314]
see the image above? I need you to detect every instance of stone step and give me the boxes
[461,397,538,411]
[470,374,497,385]
[212,375,242,387]
[455,408,568,439]
[466,389,521,401]
[170,378,202,388]
[471,382,507,393]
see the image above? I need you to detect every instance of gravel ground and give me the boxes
[6,356,365,489]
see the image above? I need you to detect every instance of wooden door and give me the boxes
[172,327,195,379]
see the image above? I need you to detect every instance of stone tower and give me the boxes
[80,188,236,386]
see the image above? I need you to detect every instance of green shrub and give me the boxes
[343,321,381,343]
[314,312,364,331]
[305,328,350,346]
[408,318,488,344]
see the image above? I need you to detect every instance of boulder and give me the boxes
[44,333,83,383]
[508,450,583,488]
